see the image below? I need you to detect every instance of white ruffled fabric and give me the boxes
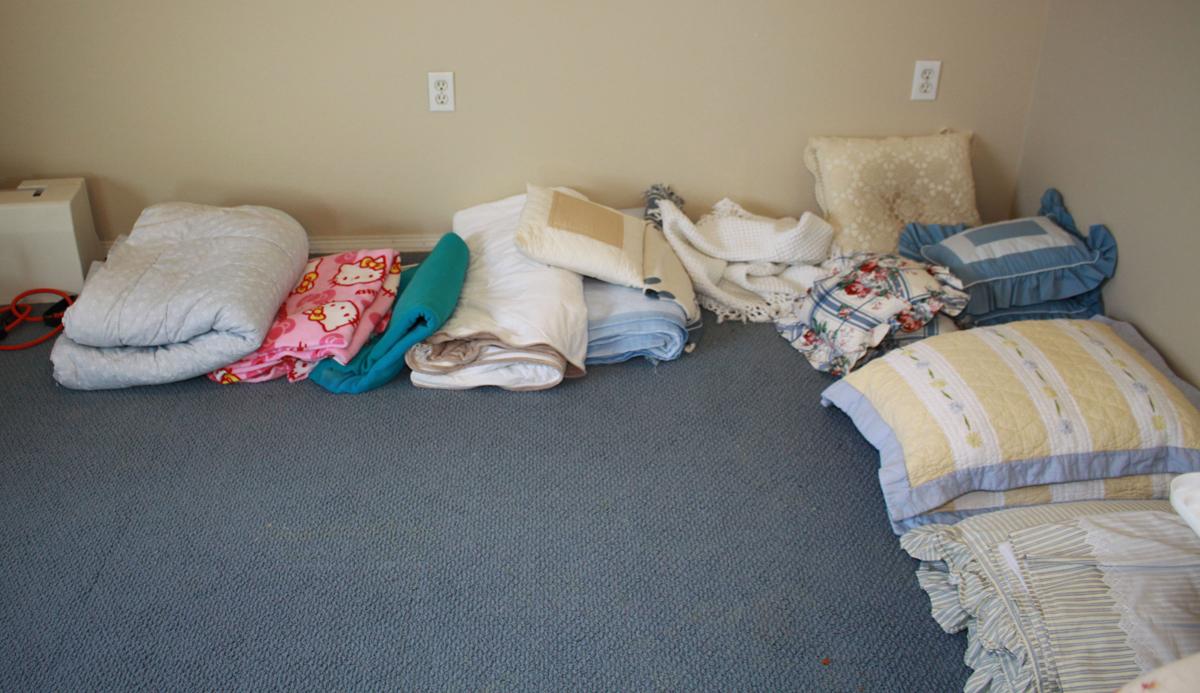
[657,198,832,322]
[899,500,1176,693]
[1079,511,1200,673]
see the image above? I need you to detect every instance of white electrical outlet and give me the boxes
[911,60,941,101]
[428,71,455,112]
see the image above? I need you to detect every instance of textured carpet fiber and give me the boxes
[1,321,968,691]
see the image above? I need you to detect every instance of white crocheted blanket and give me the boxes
[658,198,833,322]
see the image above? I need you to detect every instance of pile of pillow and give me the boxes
[822,317,1200,532]
[786,131,980,374]
[803,132,1118,363]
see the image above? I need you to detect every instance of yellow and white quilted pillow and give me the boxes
[804,131,981,254]
[822,319,1200,533]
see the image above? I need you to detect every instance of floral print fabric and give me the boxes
[776,254,967,375]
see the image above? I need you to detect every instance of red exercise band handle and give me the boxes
[0,288,74,351]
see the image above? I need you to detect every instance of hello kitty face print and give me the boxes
[333,256,388,286]
[304,300,360,332]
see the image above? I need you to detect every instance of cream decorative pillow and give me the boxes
[804,131,981,254]
[515,185,698,323]
[516,185,645,287]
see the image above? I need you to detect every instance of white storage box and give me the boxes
[0,178,102,300]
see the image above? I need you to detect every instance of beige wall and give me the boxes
[0,0,1046,246]
[1014,0,1200,383]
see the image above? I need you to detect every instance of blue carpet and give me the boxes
[1,321,968,691]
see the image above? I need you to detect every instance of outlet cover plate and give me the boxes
[428,71,455,112]
[911,60,941,101]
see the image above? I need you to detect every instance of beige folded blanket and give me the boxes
[406,334,577,391]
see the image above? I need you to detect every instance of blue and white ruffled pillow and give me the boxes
[899,188,1116,325]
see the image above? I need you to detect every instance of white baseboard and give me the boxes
[306,233,441,254]
[103,233,443,255]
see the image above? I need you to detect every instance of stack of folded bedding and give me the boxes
[582,279,688,366]
[209,249,402,384]
[900,188,1117,326]
[902,501,1200,692]
[405,191,588,391]
[51,203,309,390]
[822,317,1200,533]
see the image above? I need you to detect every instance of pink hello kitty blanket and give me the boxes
[210,250,401,383]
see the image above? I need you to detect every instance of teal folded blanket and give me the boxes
[309,233,469,393]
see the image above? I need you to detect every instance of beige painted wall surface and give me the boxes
[1,0,1046,244]
[1014,0,1200,383]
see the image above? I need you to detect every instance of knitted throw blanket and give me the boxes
[658,198,833,322]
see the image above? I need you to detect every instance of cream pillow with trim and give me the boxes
[516,184,645,288]
[515,184,698,323]
[804,131,981,254]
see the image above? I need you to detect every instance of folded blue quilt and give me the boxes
[309,233,468,393]
[583,279,687,365]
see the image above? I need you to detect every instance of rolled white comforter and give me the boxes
[406,191,587,391]
[51,203,309,390]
